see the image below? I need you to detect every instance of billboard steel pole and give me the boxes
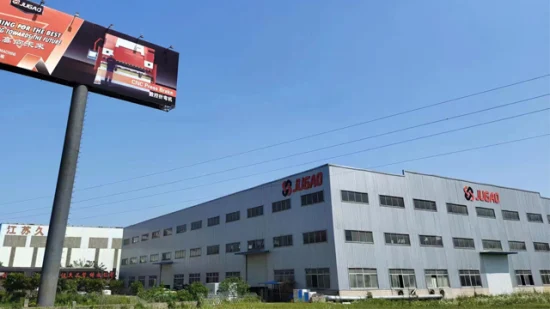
[37,85,88,307]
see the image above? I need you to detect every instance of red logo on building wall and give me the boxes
[281,172,323,197]
[463,186,500,204]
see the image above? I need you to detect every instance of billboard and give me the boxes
[0,0,179,111]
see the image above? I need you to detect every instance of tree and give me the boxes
[58,277,78,293]
[108,279,124,295]
[218,277,249,297]
[0,261,3,266]
[71,259,94,268]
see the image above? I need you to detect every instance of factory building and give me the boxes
[0,224,124,278]
[120,164,550,298]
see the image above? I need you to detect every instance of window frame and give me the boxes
[226,242,241,253]
[348,268,378,289]
[384,233,411,246]
[272,199,291,213]
[190,247,202,257]
[301,190,325,207]
[303,230,328,245]
[305,268,330,289]
[191,220,202,231]
[424,269,450,289]
[161,252,172,261]
[482,239,503,251]
[379,195,405,208]
[207,245,220,255]
[502,210,520,221]
[389,269,416,289]
[459,270,482,287]
[226,211,240,223]
[175,249,185,259]
[475,207,496,219]
[247,205,264,218]
[206,272,219,283]
[413,199,437,212]
[446,203,468,216]
[152,231,160,239]
[527,213,544,223]
[163,228,173,237]
[453,237,476,249]
[207,216,220,227]
[344,230,374,244]
[176,224,187,234]
[515,270,535,286]
[534,242,550,252]
[419,235,444,247]
[508,241,527,251]
[341,190,369,204]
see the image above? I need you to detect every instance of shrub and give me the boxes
[187,282,208,301]
[217,277,249,297]
[130,281,144,296]
[108,279,125,295]
[57,278,78,293]
[3,273,31,294]
[176,289,194,302]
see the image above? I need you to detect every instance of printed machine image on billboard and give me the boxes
[0,0,179,111]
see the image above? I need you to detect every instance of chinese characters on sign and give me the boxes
[0,271,116,280]
[6,225,45,236]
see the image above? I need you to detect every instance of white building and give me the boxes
[120,164,550,298]
[0,223,123,277]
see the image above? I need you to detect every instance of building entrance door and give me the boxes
[480,254,513,295]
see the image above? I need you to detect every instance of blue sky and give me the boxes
[1,0,548,227]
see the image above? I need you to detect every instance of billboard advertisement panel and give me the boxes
[0,0,179,111]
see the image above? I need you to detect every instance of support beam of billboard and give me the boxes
[37,85,88,307]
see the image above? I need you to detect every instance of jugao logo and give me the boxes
[464,186,500,204]
[282,172,323,197]
[10,0,43,15]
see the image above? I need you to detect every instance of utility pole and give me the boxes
[37,85,88,307]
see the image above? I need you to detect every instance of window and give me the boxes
[341,190,369,204]
[548,215,550,224]
[247,239,265,251]
[534,242,550,252]
[162,252,172,261]
[515,270,534,286]
[176,224,187,234]
[247,205,264,218]
[191,220,202,230]
[389,269,416,288]
[207,245,220,255]
[175,250,185,259]
[123,239,130,246]
[541,270,550,285]
[301,190,325,206]
[163,228,173,236]
[173,274,185,289]
[453,237,475,249]
[509,241,527,251]
[273,235,293,248]
[128,276,135,284]
[272,199,291,213]
[527,213,544,223]
[379,195,405,208]
[226,211,240,223]
[305,268,330,289]
[414,199,437,211]
[419,235,443,247]
[348,268,378,289]
[189,273,201,284]
[425,270,449,288]
[459,270,482,287]
[482,239,502,251]
[384,233,411,246]
[150,254,159,262]
[226,242,241,253]
[121,258,128,266]
[152,231,160,239]
[476,207,496,218]
[502,210,520,221]
[226,272,241,279]
[138,276,146,286]
[148,276,157,288]
[190,248,202,257]
[129,257,138,265]
[206,272,219,283]
[446,203,468,215]
[274,269,295,283]
[132,236,139,244]
[208,216,220,227]
[140,255,148,264]
[141,234,149,241]
[345,230,374,243]
[303,230,328,244]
